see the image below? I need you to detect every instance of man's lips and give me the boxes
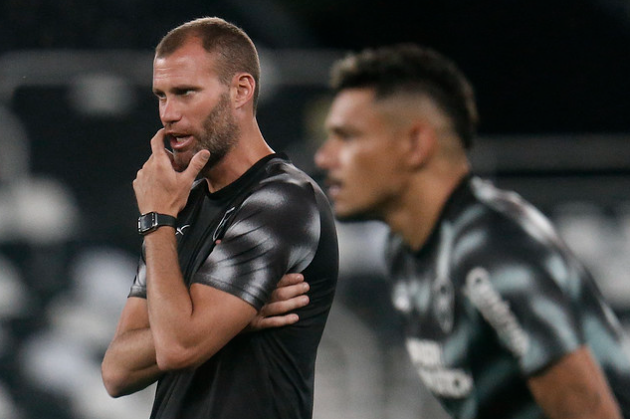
[167,134,194,151]
[325,178,342,199]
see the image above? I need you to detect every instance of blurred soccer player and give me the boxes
[315,43,630,419]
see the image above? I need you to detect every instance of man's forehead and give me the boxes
[329,88,376,115]
[153,39,217,71]
[331,88,422,114]
[325,89,381,130]
[154,36,205,60]
[152,45,217,83]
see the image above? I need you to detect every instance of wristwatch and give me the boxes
[137,212,177,235]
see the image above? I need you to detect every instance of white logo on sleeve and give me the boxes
[176,225,191,236]
[464,267,530,358]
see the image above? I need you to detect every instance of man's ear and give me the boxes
[232,73,255,110]
[405,122,437,169]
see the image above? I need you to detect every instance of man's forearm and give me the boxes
[144,228,196,363]
[528,346,623,419]
[101,327,163,397]
[143,227,258,371]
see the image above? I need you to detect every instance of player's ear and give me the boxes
[232,72,255,110]
[405,121,436,169]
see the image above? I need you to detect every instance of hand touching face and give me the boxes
[133,129,210,217]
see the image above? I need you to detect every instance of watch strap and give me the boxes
[137,212,177,235]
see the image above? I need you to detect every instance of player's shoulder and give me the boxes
[469,178,559,243]
[453,177,566,267]
[252,156,322,202]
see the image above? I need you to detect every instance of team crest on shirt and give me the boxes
[213,206,237,242]
[432,274,454,333]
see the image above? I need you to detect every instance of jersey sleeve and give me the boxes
[460,213,584,376]
[192,180,321,310]
[128,253,147,299]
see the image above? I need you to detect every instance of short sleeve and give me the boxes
[192,180,321,310]
[461,221,583,376]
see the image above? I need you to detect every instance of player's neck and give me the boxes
[389,163,469,252]
[204,119,274,193]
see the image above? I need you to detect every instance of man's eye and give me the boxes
[338,132,355,142]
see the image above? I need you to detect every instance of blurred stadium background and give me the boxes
[1,1,630,418]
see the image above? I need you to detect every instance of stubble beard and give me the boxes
[174,92,240,175]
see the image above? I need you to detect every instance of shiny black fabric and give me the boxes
[388,176,630,419]
[129,154,338,419]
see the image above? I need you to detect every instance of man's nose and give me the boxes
[160,99,182,124]
[314,140,334,170]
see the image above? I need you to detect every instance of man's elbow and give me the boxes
[154,343,206,371]
[101,364,134,398]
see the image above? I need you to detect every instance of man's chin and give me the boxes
[334,207,377,223]
[172,158,190,173]
[172,150,194,172]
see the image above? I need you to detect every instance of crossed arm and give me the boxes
[101,130,309,397]
[101,272,309,397]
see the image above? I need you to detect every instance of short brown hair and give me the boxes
[331,44,478,149]
[156,17,261,112]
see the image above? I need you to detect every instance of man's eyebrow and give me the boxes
[152,85,199,95]
[327,124,356,136]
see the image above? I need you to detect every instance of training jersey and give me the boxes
[387,175,630,419]
[129,154,338,419]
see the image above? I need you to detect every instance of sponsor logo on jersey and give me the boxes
[464,267,530,358]
[406,338,473,398]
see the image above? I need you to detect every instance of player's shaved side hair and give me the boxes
[331,44,478,149]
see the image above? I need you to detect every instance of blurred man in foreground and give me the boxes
[315,43,630,419]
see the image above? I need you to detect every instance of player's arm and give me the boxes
[132,131,302,371]
[101,297,162,397]
[527,346,622,419]
[144,257,308,368]
[130,130,230,370]
[143,228,257,370]
[132,131,315,370]
[100,271,307,397]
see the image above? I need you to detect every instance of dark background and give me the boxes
[3,0,630,134]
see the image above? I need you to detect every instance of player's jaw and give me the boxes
[324,174,376,222]
[166,93,239,172]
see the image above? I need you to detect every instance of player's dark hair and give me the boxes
[156,17,261,113]
[330,44,478,149]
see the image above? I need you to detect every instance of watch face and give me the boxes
[138,213,157,234]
